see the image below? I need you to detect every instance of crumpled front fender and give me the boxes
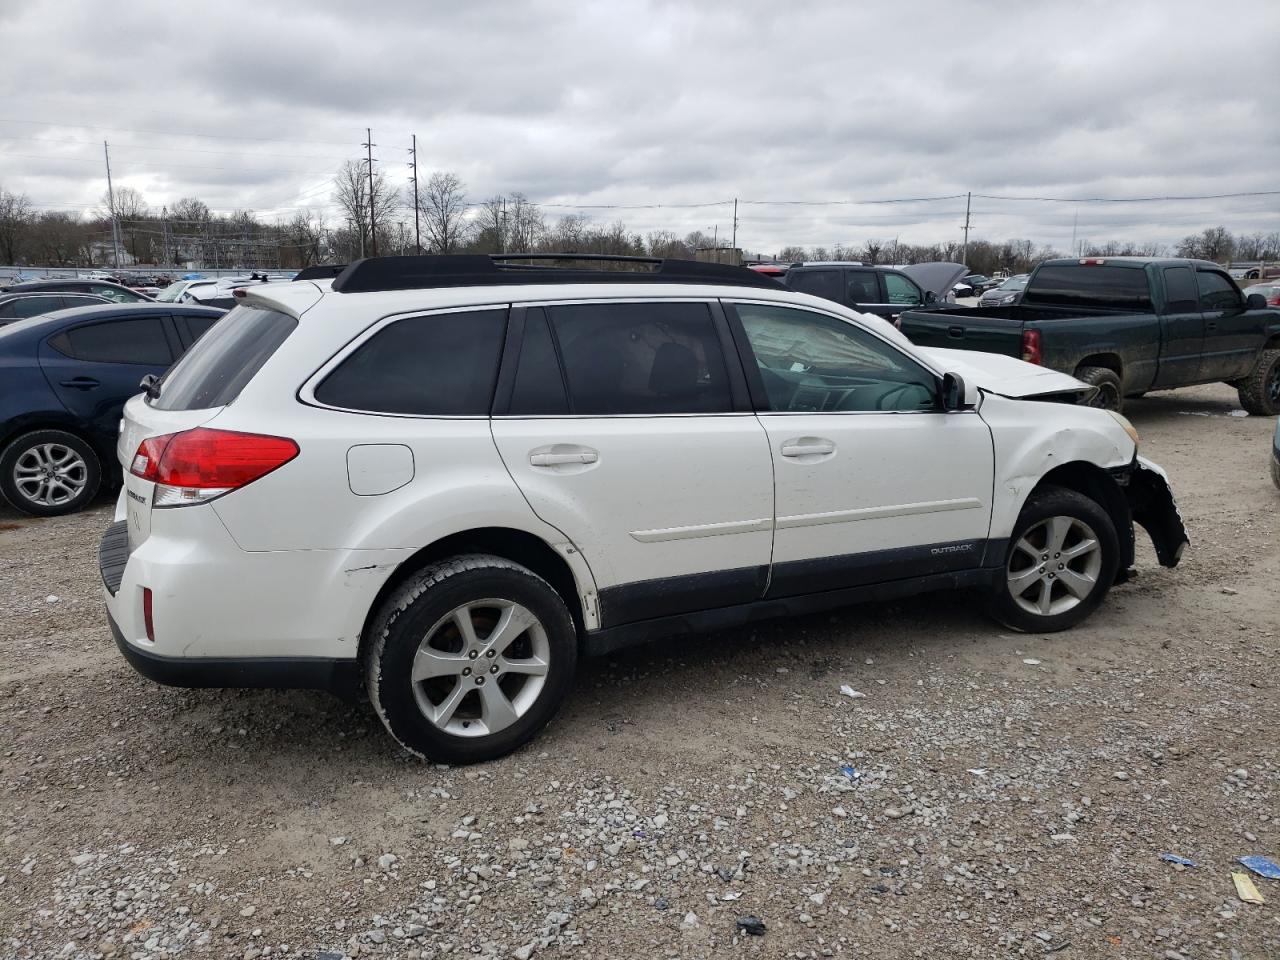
[1125,456,1189,567]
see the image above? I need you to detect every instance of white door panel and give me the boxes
[491,416,774,594]
[761,411,994,589]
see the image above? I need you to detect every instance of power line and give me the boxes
[0,116,352,147]
[974,190,1280,203]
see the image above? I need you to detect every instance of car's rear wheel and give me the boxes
[1076,366,1123,412]
[365,554,578,763]
[1236,348,1280,416]
[0,429,101,516]
[986,486,1119,632]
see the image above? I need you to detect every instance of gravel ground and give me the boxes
[2,383,1277,960]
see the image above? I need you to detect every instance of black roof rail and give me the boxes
[293,263,348,281]
[329,254,784,294]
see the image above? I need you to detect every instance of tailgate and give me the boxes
[117,394,221,550]
[898,308,1024,356]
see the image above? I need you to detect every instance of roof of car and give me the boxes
[1038,256,1221,269]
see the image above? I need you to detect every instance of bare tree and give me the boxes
[419,172,469,253]
[646,230,688,259]
[333,160,398,258]
[0,187,34,263]
[473,196,507,252]
[282,211,326,267]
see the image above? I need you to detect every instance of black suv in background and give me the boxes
[784,262,969,321]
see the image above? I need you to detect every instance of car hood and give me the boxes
[899,262,970,299]
[916,346,1093,399]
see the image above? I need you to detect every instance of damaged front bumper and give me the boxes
[1122,456,1189,567]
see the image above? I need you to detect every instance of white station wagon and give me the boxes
[100,255,1188,763]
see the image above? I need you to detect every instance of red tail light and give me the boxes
[1021,329,1042,365]
[130,428,298,506]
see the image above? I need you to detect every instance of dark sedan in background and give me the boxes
[0,303,224,516]
[1,278,153,303]
[0,291,109,324]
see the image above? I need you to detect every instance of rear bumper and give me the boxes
[107,608,358,693]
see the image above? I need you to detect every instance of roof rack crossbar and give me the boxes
[329,254,782,294]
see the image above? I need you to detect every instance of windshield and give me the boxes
[155,281,187,302]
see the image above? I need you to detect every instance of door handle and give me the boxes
[59,377,100,390]
[530,450,598,466]
[780,439,835,458]
[948,325,966,338]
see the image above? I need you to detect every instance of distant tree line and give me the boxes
[1,173,1276,276]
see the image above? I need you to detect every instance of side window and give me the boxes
[0,302,15,318]
[546,302,731,415]
[883,273,923,306]
[1162,267,1198,313]
[508,308,569,415]
[314,308,507,415]
[734,303,937,413]
[92,285,141,303]
[846,270,880,303]
[178,314,219,344]
[14,296,63,318]
[785,269,843,303]
[1196,271,1241,311]
[56,317,173,364]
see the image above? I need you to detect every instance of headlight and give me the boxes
[1107,410,1139,448]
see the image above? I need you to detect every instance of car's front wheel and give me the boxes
[987,486,1120,632]
[0,429,101,516]
[365,554,578,763]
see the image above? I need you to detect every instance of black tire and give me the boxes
[0,429,102,517]
[364,554,578,764]
[986,486,1120,633]
[1236,348,1280,416]
[1076,366,1124,412]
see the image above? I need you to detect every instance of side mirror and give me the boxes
[1246,293,1266,310]
[942,372,977,410]
[924,290,937,304]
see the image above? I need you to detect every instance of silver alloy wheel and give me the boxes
[1006,515,1103,617]
[13,442,88,507]
[411,599,550,738]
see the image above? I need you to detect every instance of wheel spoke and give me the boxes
[1012,536,1040,560]
[1058,569,1096,599]
[1061,537,1097,560]
[1036,579,1053,615]
[430,679,469,727]
[478,681,519,732]
[500,655,549,677]
[451,607,480,647]
[1007,567,1041,595]
[1045,516,1073,555]
[412,647,471,682]
[14,463,42,477]
[484,603,538,654]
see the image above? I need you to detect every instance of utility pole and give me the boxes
[731,198,738,261]
[961,191,971,265]
[1071,207,1079,257]
[102,141,123,269]
[408,134,421,255]
[499,197,507,253]
[363,128,379,257]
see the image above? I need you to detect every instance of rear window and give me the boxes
[153,305,296,410]
[1023,265,1153,310]
[314,308,507,416]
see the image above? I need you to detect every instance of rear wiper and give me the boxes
[139,373,162,401]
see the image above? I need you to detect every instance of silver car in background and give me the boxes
[979,273,1029,306]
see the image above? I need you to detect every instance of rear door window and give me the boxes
[314,308,507,415]
[174,312,219,346]
[1161,266,1198,313]
[546,301,731,415]
[846,270,880,303]
[12,296,65,318]
[1196,270,1241,311]
[52,316,173,364]
[508,308,569,415]
[786,269,843,303]
[154,305,296,410]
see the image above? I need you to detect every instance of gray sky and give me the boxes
[2,0,1277,255]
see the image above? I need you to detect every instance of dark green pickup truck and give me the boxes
[898,257,1280,414]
